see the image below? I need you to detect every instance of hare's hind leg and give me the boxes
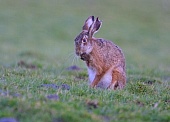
[108,70,126,90]
[90,74,104,88]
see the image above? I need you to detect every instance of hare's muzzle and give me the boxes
[80,53,90,61]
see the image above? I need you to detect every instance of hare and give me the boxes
[74,16,126,90]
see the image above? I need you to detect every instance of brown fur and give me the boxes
[74,16,126,90]
[88,38,126,89]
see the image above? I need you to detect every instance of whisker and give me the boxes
[71,55,76,65]
[56,51,84,77]
[64,52,75,62]
[75,55,81,66]
[56,52,75,76]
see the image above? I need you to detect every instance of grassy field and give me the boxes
[0,0,170,122]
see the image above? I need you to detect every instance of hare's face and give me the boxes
[74,16,102,60]
[74,31,93,57]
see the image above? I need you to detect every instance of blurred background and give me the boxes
[0,0,170,72]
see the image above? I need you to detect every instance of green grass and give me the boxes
[0,0,170,122]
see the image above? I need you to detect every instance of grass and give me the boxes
[0,0,170,122]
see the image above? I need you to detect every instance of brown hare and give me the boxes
[74,16,126,90]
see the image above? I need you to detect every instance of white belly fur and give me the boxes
[88,68,96,84]
[87,68,112,89]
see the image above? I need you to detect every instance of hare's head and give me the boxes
[74,16,102,57]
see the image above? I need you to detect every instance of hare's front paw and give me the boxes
[80,53,90,61]
[90,83,96,88]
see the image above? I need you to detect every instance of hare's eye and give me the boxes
[82,39,87,43]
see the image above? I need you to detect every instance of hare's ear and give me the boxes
[82,16,95,31]
[90,17,102,36]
